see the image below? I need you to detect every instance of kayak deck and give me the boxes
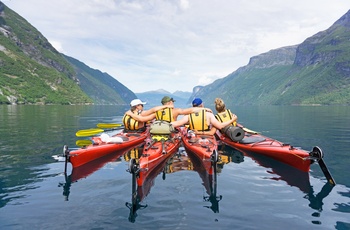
[66,129,148,168]
[129,130,182,187]
[181,127,219,174]
[216,129,313,172]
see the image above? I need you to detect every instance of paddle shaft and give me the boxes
[76,126,124,137]
[97,123,122,128]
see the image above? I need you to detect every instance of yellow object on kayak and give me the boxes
[76,128,104,137]
[96,123,122,128]
[76,139,93,147]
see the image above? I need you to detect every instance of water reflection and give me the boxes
[125,145,178,222]
[243,150,335,224]
[185,149,222,213]
[59,146,141,201]
[125,145,245,222]
[58,140,335,225]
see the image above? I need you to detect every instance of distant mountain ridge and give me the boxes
[1,2,350,106]
[64,55,135,105]
[0,2,135,105]
[136,89,191,107]
[191,10,350,107]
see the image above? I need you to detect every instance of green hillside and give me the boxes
[0,3,135,105]
[2,1,350,106]
[192,10,350,107]
[64,55,136,105]
[0,3,93,104]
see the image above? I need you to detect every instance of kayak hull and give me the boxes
[181,127,218,175]
[137,131,182,187]
[68,130,148,168]
[216,127,313,172]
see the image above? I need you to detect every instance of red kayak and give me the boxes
[215,126,313,172]
[126,137,181,223]
[64,129,148,168]
[128,129,182,187]
[180,127,219,174]
[216,124,336,185]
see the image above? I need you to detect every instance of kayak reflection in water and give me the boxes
[125,145,171,223]
[188,150,222,213]
[305,182,335,225]
[126,147,223,222]
[242,149,335,223]
[59,147,129,201]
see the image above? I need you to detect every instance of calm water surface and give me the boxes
[0,105,349,230]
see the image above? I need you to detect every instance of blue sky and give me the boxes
[4,0,350,93]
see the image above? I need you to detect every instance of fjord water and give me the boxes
[0,105,349,230]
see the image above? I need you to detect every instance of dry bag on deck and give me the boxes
[221,126,244,141]
[150,120,175,135]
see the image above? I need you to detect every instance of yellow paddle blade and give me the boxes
[242,127,260,134]
[76,140,93,147]
[76,128,104,137]
[96,123,122,128]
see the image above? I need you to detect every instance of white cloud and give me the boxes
[3,0,350,93]
[49,40,64,53]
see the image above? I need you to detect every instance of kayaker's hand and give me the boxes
[231,114,237,122]
[192,129,199,134]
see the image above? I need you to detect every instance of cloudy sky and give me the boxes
[4,0,350,93]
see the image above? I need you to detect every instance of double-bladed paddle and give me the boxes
[76,128,105,137]
[75,123,124,137]
[96,123,122,128]
[76,139,93,147]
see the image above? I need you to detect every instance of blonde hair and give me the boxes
[215,98,226,113]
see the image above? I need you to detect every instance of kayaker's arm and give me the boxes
[171,115,189,128]
[209,113,237,129]
[142,105,174,116]
[177,107,213,115]
[125,110,156,122]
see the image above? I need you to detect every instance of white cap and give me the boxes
[130,99,147,107]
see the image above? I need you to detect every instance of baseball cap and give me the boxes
[192,98,202,107]
[130,99,147,107]
[161,96,175,104]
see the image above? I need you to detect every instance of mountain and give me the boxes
[192,10,350,107]
[2,1,350,106]
[64,55,135,105]
[136,89,190,107]
[173,90,192,101]
[0,2,135,105]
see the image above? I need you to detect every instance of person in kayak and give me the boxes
[214,98,244,141]
[214,98,238,126]
[123,99,173,131]
[171,97,237,135]
[125,96,211,123]
[156,96,212,122]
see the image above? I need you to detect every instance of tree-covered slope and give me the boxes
[0,2,135,105]
[0,2,92,104]
[64,55,136,105]
[192,10,350,106]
